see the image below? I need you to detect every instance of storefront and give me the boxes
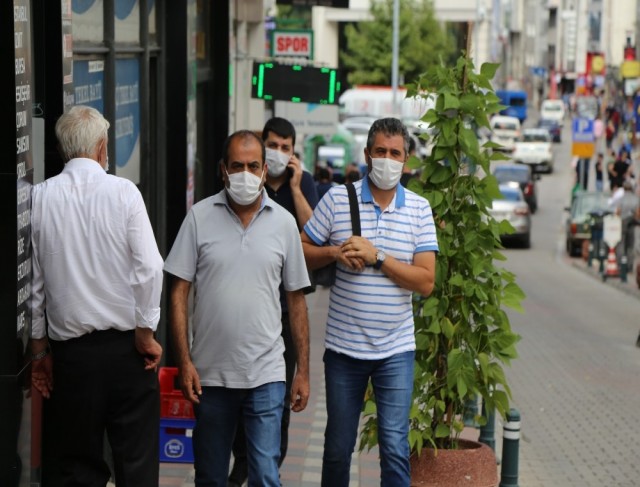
[1,1,229,484]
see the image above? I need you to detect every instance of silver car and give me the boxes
[488,183,532,248]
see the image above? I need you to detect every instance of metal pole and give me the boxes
[479,400,496,453]
[391,0,400,117]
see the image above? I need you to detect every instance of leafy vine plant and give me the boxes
[359,53,525,455]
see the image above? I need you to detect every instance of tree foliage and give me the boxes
[341,0,456,86]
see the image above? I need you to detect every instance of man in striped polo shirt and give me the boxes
[301,117,438,487]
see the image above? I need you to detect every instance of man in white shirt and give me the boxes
[30,105,164,487]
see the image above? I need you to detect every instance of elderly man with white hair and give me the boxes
[30,105,164,487]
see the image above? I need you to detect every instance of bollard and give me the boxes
[499,408,520,487]
[598,244,607,274]
[463,395,479,427]
[620,254,628,283]
[587,240,594,267]
[479,400,496,453]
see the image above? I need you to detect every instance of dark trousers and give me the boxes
[232,313,296,469]
[42,329,160,487]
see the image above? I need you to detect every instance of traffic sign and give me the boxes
[603,214,622,248]
[572,118,594,142]
[530,66,547,77]
[572,117,595,157]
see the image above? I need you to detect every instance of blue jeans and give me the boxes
[321,349,414,487]
[192,382,284,487]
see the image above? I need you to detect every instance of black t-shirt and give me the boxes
[612,160,630,187]
[266,170,319,229]
[265,170,319,309]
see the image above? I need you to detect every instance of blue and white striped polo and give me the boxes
[303,177,438,360]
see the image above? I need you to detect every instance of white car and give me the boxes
[490,115,521,152]
[540,99,565,126]
[488,183,531,248]
[513,128,554,173]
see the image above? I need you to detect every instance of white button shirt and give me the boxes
[31,158,164,341]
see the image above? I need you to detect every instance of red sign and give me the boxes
[586,51,606,75]
[271,31,313,59]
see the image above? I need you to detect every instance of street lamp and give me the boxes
[391,0,400,116]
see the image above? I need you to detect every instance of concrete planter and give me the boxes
[410,439,498,487]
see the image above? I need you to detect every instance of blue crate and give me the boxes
[159,417,195,463]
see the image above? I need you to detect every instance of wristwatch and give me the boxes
[374,249,386,270]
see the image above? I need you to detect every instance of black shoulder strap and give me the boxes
[346,183,361,236]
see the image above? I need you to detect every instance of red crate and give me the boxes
[159,367,194,419]
[161,392,194,419]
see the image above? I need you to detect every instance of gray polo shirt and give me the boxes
[164,189,310,388]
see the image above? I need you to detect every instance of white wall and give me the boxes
[229,0,267,133]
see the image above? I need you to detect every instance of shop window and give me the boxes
[72,0,104,43]
[115,0,140,44]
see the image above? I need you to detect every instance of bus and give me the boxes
[496,90,528,123]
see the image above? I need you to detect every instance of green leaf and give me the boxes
[363,398,377,415]
[443,93,460,110]
[430,165,453,184]
[440,317,454,339]
[435,423,451,438]
[480,62,500,80]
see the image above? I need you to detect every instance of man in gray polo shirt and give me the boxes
[164,130,310,486]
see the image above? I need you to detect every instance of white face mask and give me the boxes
[368,157,404,190]
[266,148,290,177]
[225,168,264,205]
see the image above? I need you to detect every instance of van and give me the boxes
[490,115,521,152]
[496,90,528,123]
[540,99,565,126]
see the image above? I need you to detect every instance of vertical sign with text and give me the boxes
[15,0,33,346]
[62,0,74,112]
[115,58,141,184]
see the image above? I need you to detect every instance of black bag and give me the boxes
[308,183,360,290]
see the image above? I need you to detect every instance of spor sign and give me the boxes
[271,30,313,59]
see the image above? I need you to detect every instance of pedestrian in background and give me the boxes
[595,152,604,192]
[301,118,439,487]
[31,105,164,487]
[344,163,361,183]
[228,118,318,486]
[575,157,590,190]
[315,165,335,200]
[165,130,311,486]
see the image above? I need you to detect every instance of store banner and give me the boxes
[73,59,104,112]
[115,58,140,184]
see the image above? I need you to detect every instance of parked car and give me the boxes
[490,115,521,152]
[537,118,562,143]
[489,183,531,248]
[540,99,565,126]
[493,164,539,213]
[564,191,610,257]
[512,128,554,173]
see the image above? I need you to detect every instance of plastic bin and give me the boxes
[159,367,194,419]
[159,417,195,463]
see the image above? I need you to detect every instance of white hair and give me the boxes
[55,105,110,161]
